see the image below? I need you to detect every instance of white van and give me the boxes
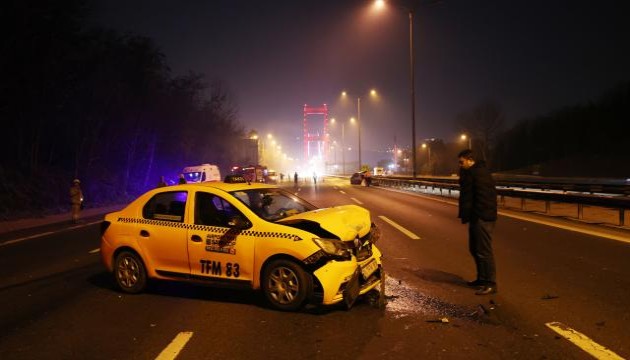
[182,164,221,183]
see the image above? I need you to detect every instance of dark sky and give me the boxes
[91,0,629,165]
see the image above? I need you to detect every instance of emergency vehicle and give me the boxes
[182,164,221,183]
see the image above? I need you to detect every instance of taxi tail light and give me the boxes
[100,221,111,235]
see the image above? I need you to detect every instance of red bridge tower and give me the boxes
[303,104,329,164]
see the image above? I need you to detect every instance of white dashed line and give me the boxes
[350,197,363,205]
[339,190,346,194]
[378,216,421,240]
[88,248,100,254]
[155,331,194,360]
[545,322,623,359]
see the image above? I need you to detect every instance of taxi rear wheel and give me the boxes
[114,250,147,294]
[262,259,312,311]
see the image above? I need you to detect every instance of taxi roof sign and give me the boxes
[224,175,248,184]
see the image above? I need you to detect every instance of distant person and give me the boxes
[157,176,167,187]
[280,173,284,182]
[69,179,84,223]
[364,171,372,187]
[313,172,317,185]
[178,174,187,184]
[294,172,298,188]
[457,149,498,295]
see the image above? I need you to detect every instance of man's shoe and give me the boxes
[466,279,484,287]
[475,285,497,295]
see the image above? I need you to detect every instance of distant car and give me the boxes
[100,178,383,311]
[350,172,363,185]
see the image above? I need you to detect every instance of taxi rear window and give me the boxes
[143,191,188,222]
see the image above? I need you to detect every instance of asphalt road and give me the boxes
[0,177,628,359]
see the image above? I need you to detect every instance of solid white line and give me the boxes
[0,220,104,247]
[376,186,630,244]
[545,322,623,360]
[0,231,55,247]
[88,248,100,254]
[499,212,630,244]
[378,216,421,240]
[351,197,363,205]
[155,331,194,360]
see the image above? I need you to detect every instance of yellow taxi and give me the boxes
[100,176,384,311]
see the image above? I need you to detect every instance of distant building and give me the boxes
[236,137,259,165]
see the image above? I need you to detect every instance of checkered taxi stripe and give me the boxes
[117,217,303,241]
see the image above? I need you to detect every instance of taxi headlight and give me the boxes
[312,238,352,260]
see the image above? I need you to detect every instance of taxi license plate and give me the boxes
[361,259,378,279]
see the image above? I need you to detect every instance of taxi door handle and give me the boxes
[140,230,150,237]
[191,235,202,243]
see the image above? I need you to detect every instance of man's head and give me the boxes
[457,149,475,170]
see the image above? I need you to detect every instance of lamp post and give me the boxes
[460,133,472,149]
[331,118,348,174]
[409,8,417,178]
[422,142,431,175]
[372,1,418,177]
[341,89,377,172]
[358,96,362,170]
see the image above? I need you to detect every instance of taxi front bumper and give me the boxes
[312,245,383,307]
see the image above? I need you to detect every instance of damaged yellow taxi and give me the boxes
[100,176,383,311]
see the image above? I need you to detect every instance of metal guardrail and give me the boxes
[370,176,630,227]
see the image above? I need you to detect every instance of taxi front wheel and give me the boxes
[114,251,147,294]
[262,259,312,311]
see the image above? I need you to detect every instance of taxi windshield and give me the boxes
[229,188,317,221]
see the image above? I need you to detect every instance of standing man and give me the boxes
[157,176,167,187]
[457,149,498,295]
[293,172,298,188]
[69,179,84,224]
[178,174,187,184]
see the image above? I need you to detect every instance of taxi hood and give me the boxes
[278,205,371,241]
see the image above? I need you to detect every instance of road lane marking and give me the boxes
[376,186,630,244]
[378,216,421,240]
[89,248,100,254]
[339,190,346,194]
[0,231,55,247]
[155,331,194,360]
[0,220,104,247]
[499,212,630,244]
[545,322,623,359]
[351,197,363,205]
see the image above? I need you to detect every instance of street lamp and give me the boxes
[372,1,419,178]
[341,89,377,171]
[330,118,349,174]
[422,142,431,175]
[460,133,472,149]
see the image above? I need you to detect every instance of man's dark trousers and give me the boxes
[468,218,496,284]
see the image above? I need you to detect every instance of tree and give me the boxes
[456,100,505,164]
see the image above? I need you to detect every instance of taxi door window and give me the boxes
[143,191,188,222]
[195,192,244,227]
